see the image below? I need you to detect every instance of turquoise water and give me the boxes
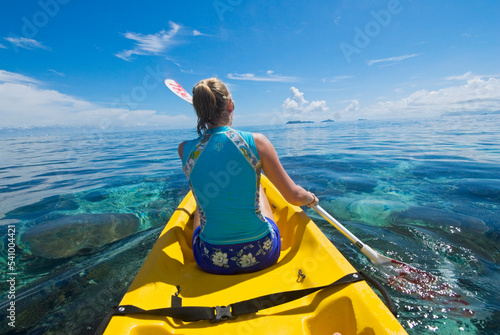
[1,116,499,334]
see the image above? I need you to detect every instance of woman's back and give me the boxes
[182,126,270,245]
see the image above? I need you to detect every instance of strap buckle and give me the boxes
[210,305,236,323]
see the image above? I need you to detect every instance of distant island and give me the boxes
[286,121,315,124]
[321,119,335,123]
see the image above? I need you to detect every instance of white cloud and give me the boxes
[192,30,210,37]
[445,71,473,81]
[0,43,6,49]
[367,53,419,66]
[343,99,360,113]
[227,70,297,82]
[0,70,41,85]
[283,87,307,108]
[116,21,181,61]
[3,37,50,50]
[0,70,192,129]
[48,69,66,77]
[361,75,500,119]
[281,87,329,120]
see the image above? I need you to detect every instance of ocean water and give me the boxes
[1,115,499,334]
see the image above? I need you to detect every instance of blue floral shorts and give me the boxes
[192,217,281,275]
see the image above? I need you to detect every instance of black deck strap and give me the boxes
[94,272,364,334]
[174,207,193,217]
[231,272,363,317]
[359,271,398,317]
[114,305,215,321]
[93,305,215,335]
[94,306,118,335]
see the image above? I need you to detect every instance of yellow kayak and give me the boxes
[99,176,408,334]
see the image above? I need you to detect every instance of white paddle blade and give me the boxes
[360,244,393,265]
[165,79,193,104]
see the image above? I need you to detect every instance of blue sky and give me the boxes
[1,0,499,129]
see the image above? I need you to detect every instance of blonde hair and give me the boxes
[192,77,233,135]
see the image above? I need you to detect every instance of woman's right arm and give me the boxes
[254,133,318,207]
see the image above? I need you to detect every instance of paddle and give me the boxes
[312,204,394,265]
[310,205,446,294]
[165,79,437,290]
[312,205,427,269]
[165,79,193,104]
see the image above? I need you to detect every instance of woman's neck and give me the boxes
[208,121,232,129]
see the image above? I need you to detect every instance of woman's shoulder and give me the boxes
[252,132,271,146]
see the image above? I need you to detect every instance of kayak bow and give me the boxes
[98,175,407,334]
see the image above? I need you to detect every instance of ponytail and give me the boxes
[192,78,232,135]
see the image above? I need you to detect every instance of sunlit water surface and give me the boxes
[1,115,499,334]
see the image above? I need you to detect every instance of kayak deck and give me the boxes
[103,176,407,334]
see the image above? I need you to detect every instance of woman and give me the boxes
[178,77,318,275]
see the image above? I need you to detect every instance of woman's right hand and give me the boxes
[306,192,319,207]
